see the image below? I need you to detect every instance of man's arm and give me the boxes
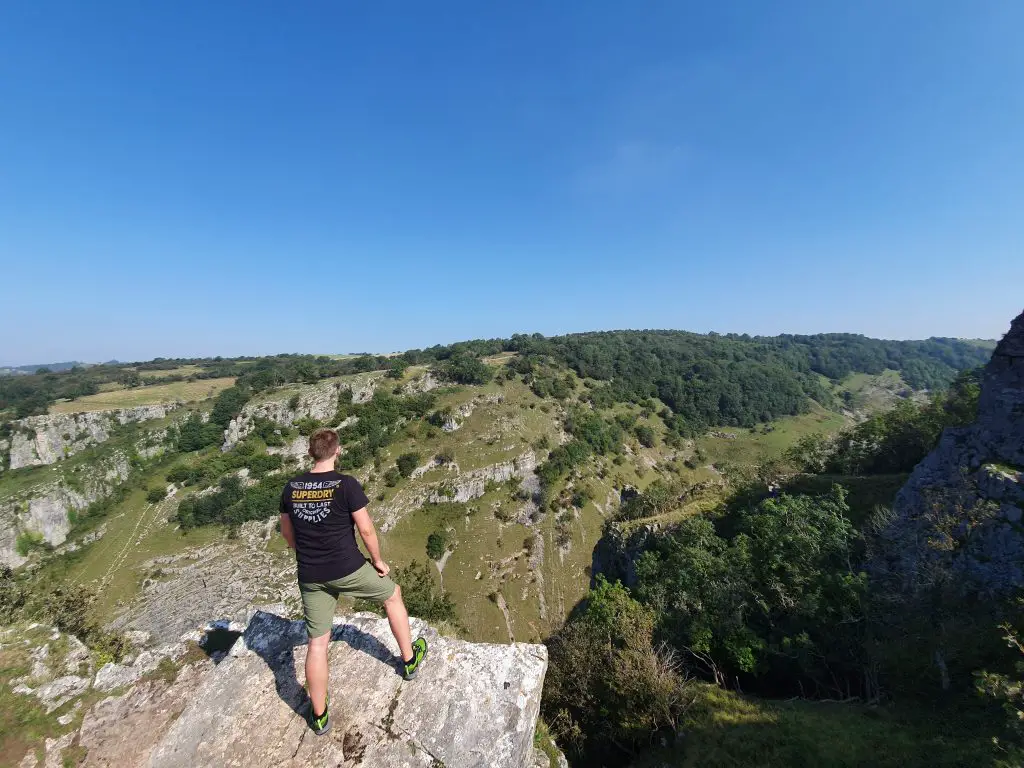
[279,513,296,549]
[352,507,389,576]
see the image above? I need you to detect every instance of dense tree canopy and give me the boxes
[508,330,992,434]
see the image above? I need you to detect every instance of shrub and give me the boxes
[435,447,455,465]
[384,467,400,487]
[543,578,695,764]
[294,416,323,437]
[635,425,656,448]
[146,486,168,504]
[15,530,45,557]
[396,452,420,478]
[426,530,450,560]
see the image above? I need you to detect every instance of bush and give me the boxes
[15,530,45,557]
[294,416,323,437]
[395,561,458,624]
[146,486,167,504]
[426,530,450,560]
[396,452,420,478]
[435,447,455,465]
[384,467,401,487]
[543,578,695,765]
[635,425,656,448]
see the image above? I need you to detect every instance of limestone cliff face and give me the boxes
[880,309,1024,596]
[6,404,178,471]
[222,374,383,451]
[14,611,556,768]
[0,450,132,567]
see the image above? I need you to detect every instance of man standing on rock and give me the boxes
[279,428,428,735]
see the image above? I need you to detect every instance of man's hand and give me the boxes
[372,559,390,577]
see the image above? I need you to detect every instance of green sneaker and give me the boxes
[403,637,428,680]
[307,691,330,735]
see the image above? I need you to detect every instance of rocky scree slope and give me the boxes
[11,611,555,768]
[880,308,1024,595]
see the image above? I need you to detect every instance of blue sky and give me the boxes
[1,1,1022,365]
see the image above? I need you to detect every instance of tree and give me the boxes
[632,488,866,697]
[635,424,656,448]
[210,386,251,428]
[426,530,450,560]
[543,577,695,765]
[396,452,420,478]
[434,354,493,385]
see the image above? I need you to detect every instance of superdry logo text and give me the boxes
[289,479,342,523]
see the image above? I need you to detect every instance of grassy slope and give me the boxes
[631,684,996,768]
[1,358,990,766]
[16,364,878,643]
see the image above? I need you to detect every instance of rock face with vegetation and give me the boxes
[882,309,1024,596]
[0,450,132,567]
[18,611,551,768]
[6,405,177,470]
[221,374,382,451]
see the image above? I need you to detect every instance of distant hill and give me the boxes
[0,361,91,376]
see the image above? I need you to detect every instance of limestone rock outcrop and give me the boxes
[222,374,383,451]
[0,450,133,567]
[6,405,178,470]
[64,611,550,768]
[880,309,1024,596]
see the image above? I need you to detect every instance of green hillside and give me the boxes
[0,331,1000,766]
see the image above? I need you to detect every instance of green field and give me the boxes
[137,365,205,380]
[696,404,848,467]
[48,377,236,413]
[631,684,996,768]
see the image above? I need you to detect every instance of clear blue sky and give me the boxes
[2,1,1022,365]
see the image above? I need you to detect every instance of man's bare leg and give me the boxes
[306,632,330,715]
[383,586,415,661]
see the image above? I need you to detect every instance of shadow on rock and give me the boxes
[242,611,399,718]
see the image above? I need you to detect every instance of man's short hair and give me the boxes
[308,429,340,461]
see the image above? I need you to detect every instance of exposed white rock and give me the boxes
[222,374,383,451]
[43,732,76,768]
[0,451,132,567]
[76,610,550,768]
[34,675,91,714]
[7,405,179,470]
[428,450,537,505]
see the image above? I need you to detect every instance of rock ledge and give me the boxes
[77,611,550,768]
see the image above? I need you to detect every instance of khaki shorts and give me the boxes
[299,561,397,638]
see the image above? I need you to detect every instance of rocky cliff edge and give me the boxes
[16,611,555,768]
[882,309,1024,595]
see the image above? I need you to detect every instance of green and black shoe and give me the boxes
[307,691,330,735]
[403,637,428,680]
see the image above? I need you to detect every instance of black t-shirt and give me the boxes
[279,470,370,583]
